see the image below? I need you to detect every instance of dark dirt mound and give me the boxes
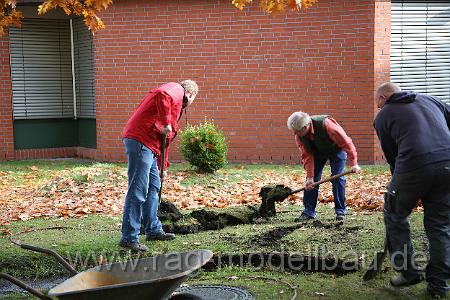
[158,184,293,234]
[203,253,358,275]
[251,225,301,247]
[158,200,363,237]
[255,185,293,218]
[306,220,363,232]
[190,209,250,230]
[158,201,183,222]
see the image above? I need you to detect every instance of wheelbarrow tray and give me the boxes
[48,249,213,300]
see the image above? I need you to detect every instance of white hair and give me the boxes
[287,111,311,131]
[180,79,198,95]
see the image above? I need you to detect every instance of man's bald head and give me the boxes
[375,82,402,108]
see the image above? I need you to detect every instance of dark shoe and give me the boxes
[294,213,314,222]
[390,273,424,287]
[146,231,176,241]
[427,287,448,299]
[119,240,149,252]
[336,215,345,222]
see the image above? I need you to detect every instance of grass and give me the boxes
[168,163,303,187]
[0,159,126,188]
[0,206,433,299]
[0,160,438,299]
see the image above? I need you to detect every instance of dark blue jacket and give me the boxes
[374,91,450,174]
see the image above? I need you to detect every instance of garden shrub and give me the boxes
[180,121,228,173]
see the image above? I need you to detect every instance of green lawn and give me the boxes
[0,205,433,299]
[0,160,439,299]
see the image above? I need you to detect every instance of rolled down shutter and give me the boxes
[9,19,74,119]
[9,18,96,119]
[73,17,96,119]
[391,1,450,103]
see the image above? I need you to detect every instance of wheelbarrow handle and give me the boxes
[20,243,78,277]
[289,170,355,195]
[0,272,52,300]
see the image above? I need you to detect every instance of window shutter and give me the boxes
[73,18,96,119]
[391,1,450,103]
[9,19,74,119]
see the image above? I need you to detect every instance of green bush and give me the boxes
[180,121,228,173]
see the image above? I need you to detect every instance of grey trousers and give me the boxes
[385,160,450,295]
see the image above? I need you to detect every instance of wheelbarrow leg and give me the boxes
[0,272,52,300]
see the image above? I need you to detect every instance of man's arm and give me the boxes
[295,135,314,178]
[324,118,358,169]
[373,118,397,174]
[445,102,450,130]
[155,91,174,134]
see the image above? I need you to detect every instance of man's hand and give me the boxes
[351,165,361,173]
[161,125,172,135]
[305,177,314,191]
[161,170,168,179]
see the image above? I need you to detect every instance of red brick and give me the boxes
[1,0,389,164]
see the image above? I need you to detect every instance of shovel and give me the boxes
[261,170,355,203]
[363,191,397,281]
[158,133,168,203]
[363,233,388,281]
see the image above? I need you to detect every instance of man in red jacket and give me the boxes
[119,80,198,252]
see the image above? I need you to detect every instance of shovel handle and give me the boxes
[158,133,168,203]
[289,170,355,196]
[159,133,168,179]
[19,243,78,277]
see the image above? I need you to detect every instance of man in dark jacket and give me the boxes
[374,82,450,298]
[119,80,198,252]
[287,112,361,222]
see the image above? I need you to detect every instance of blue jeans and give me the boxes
[302,150,347,218]
[385,160,450,296]
[121,138,163,244]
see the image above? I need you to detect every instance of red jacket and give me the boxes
[122,82,185,171]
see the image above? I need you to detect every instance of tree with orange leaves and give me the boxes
[1,0,317,34]
[232,0,318,14]
[0,0,112,34]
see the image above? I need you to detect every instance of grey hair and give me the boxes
[376,82,401,96]
[180,79,199,95]
[287,111,311,131]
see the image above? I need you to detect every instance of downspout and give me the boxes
[70,19,77,119]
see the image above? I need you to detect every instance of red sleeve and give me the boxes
[295,135,315,178]
[155,91,173,125]
[324,118,358,166]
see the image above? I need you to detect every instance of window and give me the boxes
[391,1,450,103]
[9,18,96,119]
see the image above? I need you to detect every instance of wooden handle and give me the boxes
[289,170,355,195]
[159,133,168,179]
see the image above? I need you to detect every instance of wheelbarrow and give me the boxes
[0,241,213,300]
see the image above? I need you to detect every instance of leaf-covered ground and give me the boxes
[0,160,391,226]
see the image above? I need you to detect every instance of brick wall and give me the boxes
[93,0,389,165]
[373,0,391,162]
[0,33,14,160]
[1,0,391,164]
